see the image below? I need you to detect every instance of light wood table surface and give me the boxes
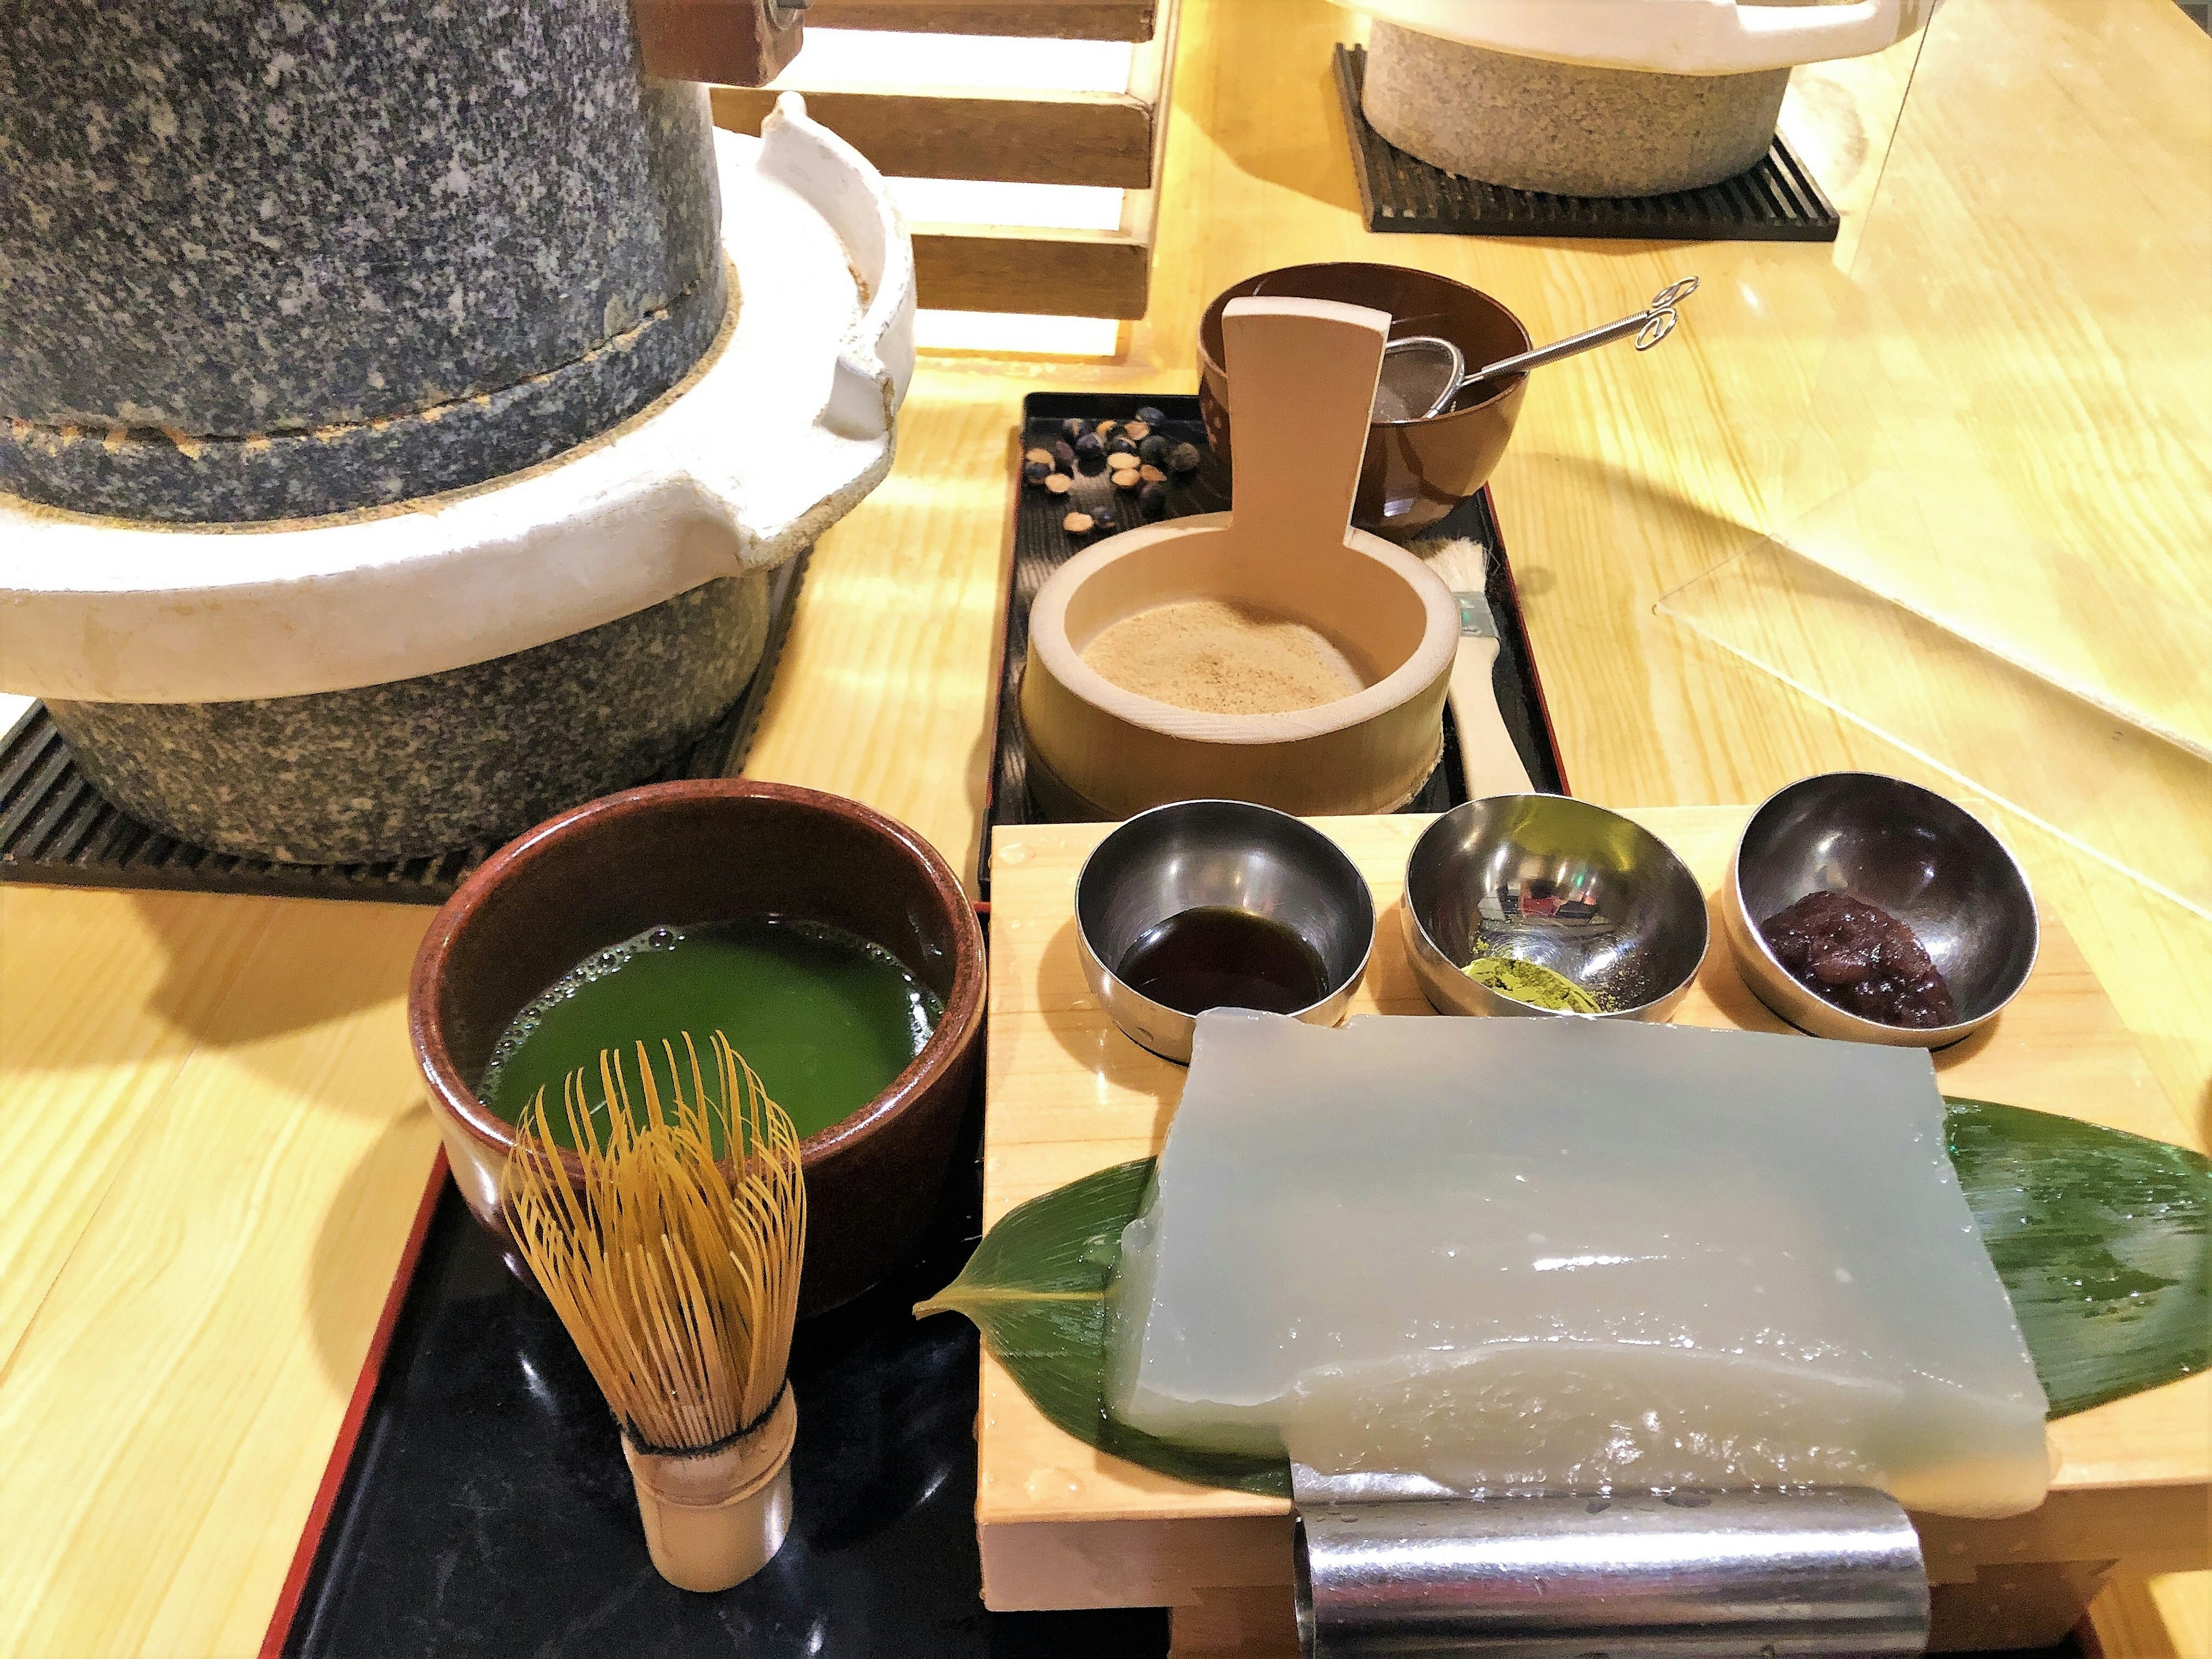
[2,0,2205,1653]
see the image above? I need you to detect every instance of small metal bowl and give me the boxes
[1723,773,2038,1048]
[1075,800,1375,1063]
[1402,796,1709,1021]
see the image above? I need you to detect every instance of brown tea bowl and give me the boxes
[408,778,986,1317]
[1199,263,1531,541]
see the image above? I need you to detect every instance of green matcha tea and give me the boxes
[479,918,942,1148]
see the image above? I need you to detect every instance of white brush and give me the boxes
[1409,535,1535,797]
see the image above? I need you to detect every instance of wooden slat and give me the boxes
[913,223,1153,317]
[726,0,1177,309]
[806,0,1156,39]
[908,0,1175,316]
[713,84,1156,187]
[710,0,1176,189]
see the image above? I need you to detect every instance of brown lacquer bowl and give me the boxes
[409,779,986,1316]
[1198,263,1531,540]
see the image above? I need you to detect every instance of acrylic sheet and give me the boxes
[1665,0,2211,914]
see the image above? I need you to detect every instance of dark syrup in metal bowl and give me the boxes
[1116,906,1330,1017]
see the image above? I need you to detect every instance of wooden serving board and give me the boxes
[980,808,2211,1656]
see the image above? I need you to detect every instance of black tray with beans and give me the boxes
[983,392,1568,898]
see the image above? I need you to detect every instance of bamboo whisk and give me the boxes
[503,1031,807,1589]
[506,1031,805,1449]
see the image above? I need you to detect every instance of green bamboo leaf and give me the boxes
[923,1103,2208,1495]
[916,1160,1287,1495]
[1945,1097,2209,1416]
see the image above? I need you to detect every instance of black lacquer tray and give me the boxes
[274,1084,1171,1658]
[241,498,1184,1651]
[983,392,1567,897]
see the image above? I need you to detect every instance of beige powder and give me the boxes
[1081,600,1366,715]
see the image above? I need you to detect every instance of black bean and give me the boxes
[1060,418,1088,444]
[1139,482,1169,520]
[1022,459,1052,486]
[1051,439,1077,469]
[1105,433,1138,457]
[1073,431,1105,464]
[1135,406,1166,427]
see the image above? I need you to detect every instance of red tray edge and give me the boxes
[260,1146,452,1659]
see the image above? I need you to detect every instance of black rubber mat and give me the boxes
[1333,44,1840,244]
[984,392,1569,899]
[0,550,809,906]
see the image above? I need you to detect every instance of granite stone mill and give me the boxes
[0,0,915,863]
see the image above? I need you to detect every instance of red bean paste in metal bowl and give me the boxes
[1759,892,1958,1029]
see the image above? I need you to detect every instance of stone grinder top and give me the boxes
[1,0,806,522]
[0,96,914,704]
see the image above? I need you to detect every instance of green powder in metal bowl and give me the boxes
[1461,952,1601,1014]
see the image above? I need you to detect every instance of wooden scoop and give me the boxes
[1018,297,1460,819]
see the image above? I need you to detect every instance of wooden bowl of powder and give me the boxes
[1199,263,1530,541]
[1020,298,1459,820]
